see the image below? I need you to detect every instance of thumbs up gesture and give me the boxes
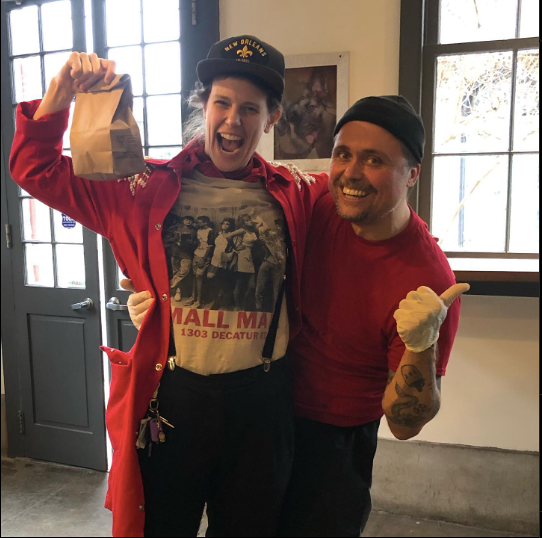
[393,283,470,353]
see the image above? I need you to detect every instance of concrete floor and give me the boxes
[1,457,535,538]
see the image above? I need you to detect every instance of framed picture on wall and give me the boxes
[257,52,349,172]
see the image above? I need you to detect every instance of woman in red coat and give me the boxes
[10,35,327,537]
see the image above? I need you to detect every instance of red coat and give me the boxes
[10,100,328,537]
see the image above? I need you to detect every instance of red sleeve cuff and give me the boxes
[17,100,70,141]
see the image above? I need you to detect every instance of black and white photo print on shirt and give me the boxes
[163,171,289,375]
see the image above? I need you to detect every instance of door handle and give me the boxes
[106,297,128,311]
[71,298,94,311]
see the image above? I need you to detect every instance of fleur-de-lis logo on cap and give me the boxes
[237,45,253,59]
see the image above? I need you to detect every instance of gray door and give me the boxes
[1,0,108,471]
[1,0,218,471]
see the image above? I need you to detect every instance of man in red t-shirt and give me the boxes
[279,96,468,537]
[125,96,468,537]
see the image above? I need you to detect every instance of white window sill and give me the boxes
[447,258,539,283]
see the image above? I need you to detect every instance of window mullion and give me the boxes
[505,49,520,253]
[419,47,438,227]
[139,0,149,155]
[424,37,539,56]
[37,3,46,97]
[72,0,86,52]
[516,0,523,38]
[91,0,106,58]
[425,0,440,45]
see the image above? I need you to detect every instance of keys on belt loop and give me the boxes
[167,356,176,371]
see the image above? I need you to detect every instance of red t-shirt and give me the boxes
[289,193,460,427]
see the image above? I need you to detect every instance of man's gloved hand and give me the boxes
[119,279,154,331]
[393,283,470,353]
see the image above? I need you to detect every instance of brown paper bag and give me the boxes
[70,74,146,181]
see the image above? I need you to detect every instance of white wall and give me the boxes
[219,0,540,453]
[378,295,540,452]
[220,0,401,103]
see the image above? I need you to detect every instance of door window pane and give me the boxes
[432,155,509,252]
[41,1,73,52]
[63,102,76,150]
[25,244,54,287]
[56,244,86,288]
[21,198,52,242]
[519,0,540,38]
[509,155,539,253]
[53,210,83,243]
[147,147,182,159]
[435,52,513,154]
[12,56,43,103]
[44,52,72,92]
[145,43,181,95]
[133,97,145,146]
[106,0,142,48]
[514,50,539,152]
[147,95,182,146]
[143,0,180,43]
[439,0,518,44]
[108,46,143,95]
[9,6,40,56]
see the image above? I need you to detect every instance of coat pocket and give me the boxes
[101,346,133,452]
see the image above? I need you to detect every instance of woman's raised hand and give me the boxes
[34,52,117,120]
[57,51,117,92]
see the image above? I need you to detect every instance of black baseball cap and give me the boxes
[197,35,285,100]
[333,96,426,163]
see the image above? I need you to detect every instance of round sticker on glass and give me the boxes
[61,214,77,229]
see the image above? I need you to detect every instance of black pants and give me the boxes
[279,417,380,537]
[137,358,294,537]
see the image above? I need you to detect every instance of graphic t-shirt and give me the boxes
[163,170,289,375]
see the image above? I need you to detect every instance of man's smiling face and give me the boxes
[329,121,420,239]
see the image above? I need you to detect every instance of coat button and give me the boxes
[155,223,162,230]
[161,294,168,301]
[155,364,163,371]
[139,504,145,511]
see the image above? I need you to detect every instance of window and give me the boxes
[7,0,86,288]
[400,0,539,293]
[104,0,183,159]
[2,0,218,289]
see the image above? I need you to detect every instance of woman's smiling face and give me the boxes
[203,77,281,172]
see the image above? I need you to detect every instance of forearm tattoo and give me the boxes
[401,365,425,392]
[387,383,431,428]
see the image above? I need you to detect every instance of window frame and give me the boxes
[400,0,539,296]
[90,0,218,155]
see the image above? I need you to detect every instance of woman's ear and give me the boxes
[264,109,282,134]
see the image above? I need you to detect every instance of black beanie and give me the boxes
[333,96,426,163]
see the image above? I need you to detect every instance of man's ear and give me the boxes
[407,164,421,188]
[264,109,283,134]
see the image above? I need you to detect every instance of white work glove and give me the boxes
[120,279,154,331]
[393,283,470,353]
